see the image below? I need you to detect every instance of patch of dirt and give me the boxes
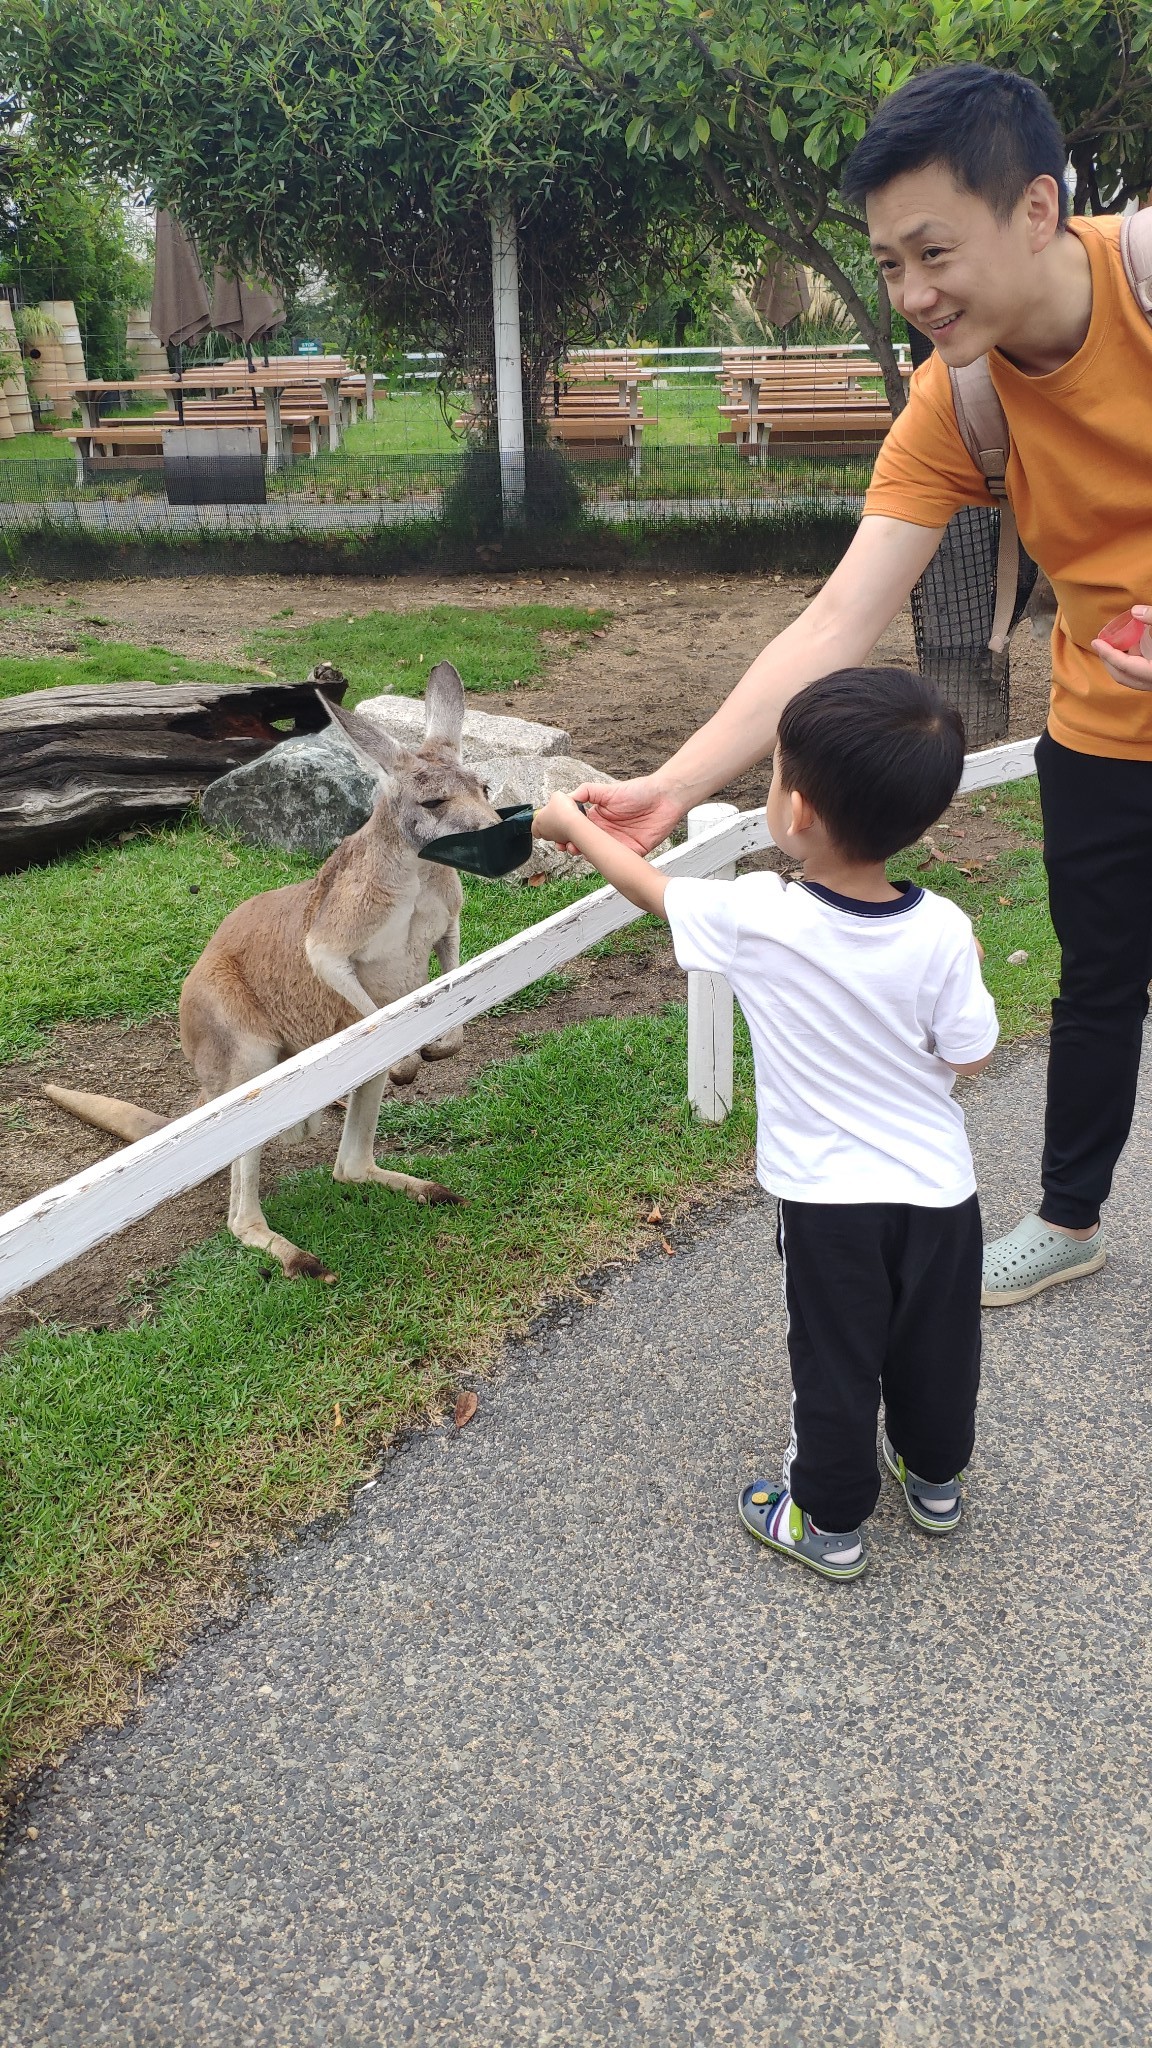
[7,567,1051,800]
[0,934,682,1351]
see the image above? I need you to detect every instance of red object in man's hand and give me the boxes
[1099,610,1147,652]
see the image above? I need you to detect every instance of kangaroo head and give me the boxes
[319,662,501,855]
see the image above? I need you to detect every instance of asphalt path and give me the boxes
[2,1039,1150,2046]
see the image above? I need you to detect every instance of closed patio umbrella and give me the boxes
[150,211,212,419]
[752,255,812,332]
[210,269,286,373]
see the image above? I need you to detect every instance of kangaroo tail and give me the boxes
[43,1084,170,1145]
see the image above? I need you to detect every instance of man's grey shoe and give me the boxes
[882,1433,963,1534]
[981,1212,1106,1306]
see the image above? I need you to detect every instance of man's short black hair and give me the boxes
[842,63,1069,225]
[776,668,965,864]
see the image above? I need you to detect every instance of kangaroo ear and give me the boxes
[319,691,406,772]
[423,660,465,753]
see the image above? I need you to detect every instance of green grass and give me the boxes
[342,374,748,454]
[0,602,609,705]
[0,635,261,700]
[0,433,53,460]
[1,1006,755,1789]
[247,603,609,701]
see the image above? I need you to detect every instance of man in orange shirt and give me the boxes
[577,64,1152,1305]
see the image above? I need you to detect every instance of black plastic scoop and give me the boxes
[419,802,586,880]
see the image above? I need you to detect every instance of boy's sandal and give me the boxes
[981,1213,1106,1306]
[738,1481,866,1581]
[881,1434,963,1534]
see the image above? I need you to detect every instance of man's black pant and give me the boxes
[777,1195,982,1532]
[1036,730,1152,1230]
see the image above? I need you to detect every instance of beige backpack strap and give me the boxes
[1120,207,1152,318]
[947,357,1019,653]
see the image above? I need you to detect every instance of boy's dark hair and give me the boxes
[776,668,965,864]
[842,63,1069,225]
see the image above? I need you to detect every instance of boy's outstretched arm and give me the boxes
[533,794,669,920]
[566,515,945,855]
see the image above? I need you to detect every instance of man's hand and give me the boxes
[1092,605,1152,692]
[564,774,684,856]
[531,784,670,919]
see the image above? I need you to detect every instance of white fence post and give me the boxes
[686,802,739,1124]
[490,195,526,524]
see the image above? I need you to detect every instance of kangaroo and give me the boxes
[45,661,502,1281]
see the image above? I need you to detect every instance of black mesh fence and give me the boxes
[910,507,1038,745]
[0,443,873,533]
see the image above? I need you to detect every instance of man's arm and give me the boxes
[572,514,945,853]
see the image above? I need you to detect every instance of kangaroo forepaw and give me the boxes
[388,1053,422,1086]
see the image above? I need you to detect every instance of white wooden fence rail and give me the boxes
[0,735,1038,1305]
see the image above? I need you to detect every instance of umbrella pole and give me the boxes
[175,345,184,424]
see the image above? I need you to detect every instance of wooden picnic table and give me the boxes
[557,362,654,421]
[547,370,654,472]
[70,361,352,468]
[717,361,909,453]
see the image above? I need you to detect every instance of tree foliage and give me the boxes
[496,0,1152,409]
[2,0,717,427]
[0,112,150,378]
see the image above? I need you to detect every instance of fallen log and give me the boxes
[0,674,347,870]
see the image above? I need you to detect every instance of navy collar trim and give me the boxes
[798,878,924,919]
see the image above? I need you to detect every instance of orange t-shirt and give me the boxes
[864,216,1152,760]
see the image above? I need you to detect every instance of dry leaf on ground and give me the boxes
[454,1391,478,1429]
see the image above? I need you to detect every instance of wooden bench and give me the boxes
[545,414,654,450]
[717,346,906,451]
[718,401,892,452]
[60,416,321,481]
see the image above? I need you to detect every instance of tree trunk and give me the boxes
[0,676,346,870]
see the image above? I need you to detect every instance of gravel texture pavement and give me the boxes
[2,1039,1150,2046]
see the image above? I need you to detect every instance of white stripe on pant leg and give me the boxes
[778,1202,799,1492]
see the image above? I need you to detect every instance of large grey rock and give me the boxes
[355,693,570,763]
[478,755,616,883]
[200,731,385,858]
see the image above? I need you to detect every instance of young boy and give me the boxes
[533,666,998,1581]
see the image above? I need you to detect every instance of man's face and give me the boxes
[866,163,1057,366]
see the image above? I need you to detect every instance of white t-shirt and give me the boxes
[664,873,999,1207]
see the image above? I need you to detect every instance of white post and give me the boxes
[686,802,738,1123]
[490,195,526,522]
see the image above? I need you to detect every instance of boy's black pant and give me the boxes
[777,1195,982,1532]
[1035,731,1152,1230]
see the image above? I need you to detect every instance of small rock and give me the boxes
[1007,948,1029,966]
[201,731,385,858]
